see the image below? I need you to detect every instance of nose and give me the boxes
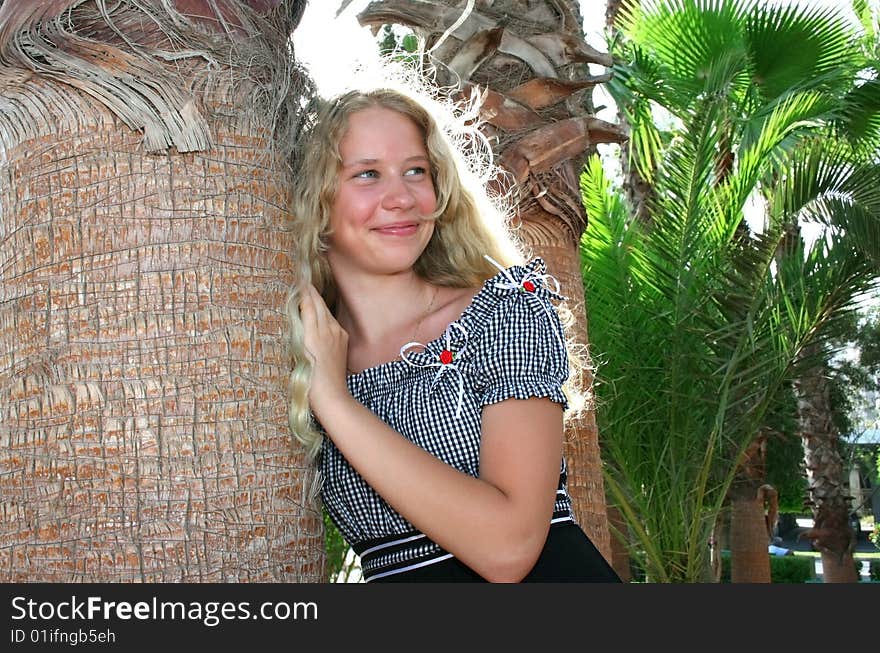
[381,175,416,211]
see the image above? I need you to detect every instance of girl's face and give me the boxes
[327,106,437,279]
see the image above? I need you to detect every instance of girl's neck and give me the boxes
[332,269,437,347]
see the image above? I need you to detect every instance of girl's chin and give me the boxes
[329,253,424,277]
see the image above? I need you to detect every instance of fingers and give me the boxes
[297,285,350,406]
[298,284,327,323]
[299,284,347,357]
[298,285,316,335]
[308,284,328,331]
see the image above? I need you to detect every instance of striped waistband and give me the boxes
[353,508,574,582]
[352,531,449,582]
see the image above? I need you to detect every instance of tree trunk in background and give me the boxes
[711,507,729,583]
[605,0,655,224]
[728,436,772,582]
[358,0,625,562]
[0,0,324,582]
[605,504,632,582]
[605,0,626,25]
[729,492,771,582]
[795,347,858,583]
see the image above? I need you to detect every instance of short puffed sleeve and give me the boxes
[474,259,570,410]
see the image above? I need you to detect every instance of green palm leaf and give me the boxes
[584,0,880,582]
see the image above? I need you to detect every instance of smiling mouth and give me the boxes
[374,223,420,236]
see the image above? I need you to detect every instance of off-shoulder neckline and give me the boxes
[345,257,547,380]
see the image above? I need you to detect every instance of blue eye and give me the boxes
[355,169,378,179]
[405,166,427,176]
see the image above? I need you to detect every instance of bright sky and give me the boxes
[292,1,863,98]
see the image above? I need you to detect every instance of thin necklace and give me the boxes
[410,284,439,344]
[345,285,439,375]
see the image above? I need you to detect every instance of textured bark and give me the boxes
[728,436,772,583]
[605,0,627,27]
[605,504,632,582]
[359,0,626,562]
[0,0,323,582]
[729,493,771,583]
[795,346,858,583]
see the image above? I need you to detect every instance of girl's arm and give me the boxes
[300,284,563,582]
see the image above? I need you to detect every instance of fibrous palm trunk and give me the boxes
[728,434,773,583]
[795,346,858,583]
[358,0,626,561]
[0,0,323,582]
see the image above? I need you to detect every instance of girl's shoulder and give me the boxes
[463,256,566,328]
[481,256,564,299]
[412,256,567,365]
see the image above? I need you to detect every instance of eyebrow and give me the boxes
[341,155,430,169]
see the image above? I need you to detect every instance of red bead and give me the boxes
[523,280,536,292]
[439,349,453,364]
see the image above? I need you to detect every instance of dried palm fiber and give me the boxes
[0,0,324,582]
[0,0,310,155]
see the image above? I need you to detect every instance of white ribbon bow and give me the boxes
[483,255,567,351]
[484,254,565,298]
[400,322,469,418]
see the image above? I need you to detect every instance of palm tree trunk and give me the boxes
[711,507,729,583]
[605,504,632,582]
[729,491,772,582]
[358,0,626,562]
[605,0,655,224]
[795,345,859,583]
[0,0,323,582]
[728,435,773,582]
[605,0,628,26]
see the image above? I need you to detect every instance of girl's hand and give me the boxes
[299,284,350,416]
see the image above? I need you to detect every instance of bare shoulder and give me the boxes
[438,285,481,316]
[420,285,481,342]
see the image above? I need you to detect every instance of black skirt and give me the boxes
[373,522,622,583]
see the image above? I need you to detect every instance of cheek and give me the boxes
[332,188,377,225]
[328,195,357,234]
[420,186,438,214]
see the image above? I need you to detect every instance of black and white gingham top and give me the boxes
[318,257,577,581]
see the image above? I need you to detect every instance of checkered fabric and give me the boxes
[318,258,577,581]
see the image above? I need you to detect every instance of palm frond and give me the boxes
[774,141,880,265]
[744,0,858,102]
[719,90,828,216]
[615,0,858,114]
[834,75,880,158]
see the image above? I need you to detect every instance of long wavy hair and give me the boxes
[286,84,525,459]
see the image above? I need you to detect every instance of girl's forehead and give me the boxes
[345,106,416,130]
[338,109,426,152]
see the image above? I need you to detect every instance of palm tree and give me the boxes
[788,0,880,583]
[356,0,626,561]
[0,0,324,582]
[582,0,880,582]
[777,144,880,582]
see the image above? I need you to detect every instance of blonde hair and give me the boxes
[286,83,524,458]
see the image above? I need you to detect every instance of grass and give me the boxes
[791,551,880,559]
